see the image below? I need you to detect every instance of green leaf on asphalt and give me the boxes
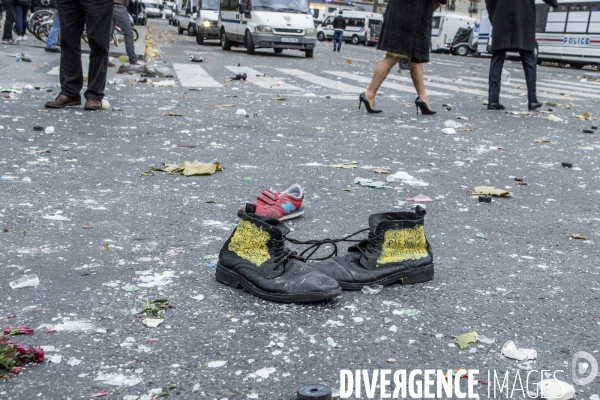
[354,177,392,189]
[453,331,478,349]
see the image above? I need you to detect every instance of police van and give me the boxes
[431,12,476,53]
[175,0,198,35]
[219,0,317,57]
[316,11,383,45]
[196,0,220,44]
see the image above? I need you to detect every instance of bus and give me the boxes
[535,0,600,68]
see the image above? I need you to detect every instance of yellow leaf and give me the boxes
[373,169,391,174]
[271,96,286,101]
[181,160,223,176]
[103,243,110,250]
[453,331,477,349]
[571,233,588,240]
[470,186,512,197]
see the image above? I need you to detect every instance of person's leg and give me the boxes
[82,0,113,100]
[15,6,24,37]
[2,0,17,41]
[46,10,60,49]
[21,5,29,36]
[337,31,342,51]
[520,50,538,104]
[488,50,506,103]
[364,53,399,107]
[333,31,339,51]
[113,6,137,64]
[409,62,433,108]
[57,0,85,100]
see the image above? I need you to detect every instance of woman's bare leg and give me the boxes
[409,62,432,108]
[365,54,399,108]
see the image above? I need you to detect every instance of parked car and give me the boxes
[163,1,175,18]
[135,7,148,25]
[143,2,162,17]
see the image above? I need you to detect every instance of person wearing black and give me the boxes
[45,0,114,110]
[485,0,558,111]
[1,0,19,45]
[332,11,346,52]
[359,0,445,114]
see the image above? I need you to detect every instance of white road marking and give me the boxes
[276,68,365,93]
[224,66,305,91]
[173,63,223,88]
[324,71,451,97]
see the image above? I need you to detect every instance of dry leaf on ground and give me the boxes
[373,169,391,174]
[457,116,471,120]
[534,138,552,143]
[143,160,223,177]
[330,162,358,169]
[571,233,588,240]
[453,331,478,349]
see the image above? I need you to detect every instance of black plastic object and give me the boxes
[452,27,473,46]
[446,106,452,111]
[562,162,573,168]
[297,384,332,400]
[583,129,594,134]
[479,196,492,203]
[415,204,427,216]
[33,126,44,131]
[592,126,598,130]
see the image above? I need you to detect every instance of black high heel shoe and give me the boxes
[415,96,436,115]
[358,92,382,114]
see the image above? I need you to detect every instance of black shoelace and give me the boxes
[270,238,306,272]
[285,228,370,261]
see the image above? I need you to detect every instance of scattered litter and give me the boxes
[570,233,588,240]
[403,194,432,202]
[271,96,286,101]
[94,373,142,386]
[207,360,227,368]
[479,195,492,203]
[121,284,140,292]
[215,104,235,108]
[373,168,391,174]
[45,126,54,135]
[354,178,391,189]
[501,340,537,361]
[583,129,594,134]
[444,120,462,129]
[477,336,495,344]
[91,393,109,398]
[544,101,558,107]
[48,355,62,364]
[562,162,573,168]
[442,128,456,135]
[152,80,176,87]
[9,274,40,289]
[539,380,575,400]
[101,99,110,110]
[401,309,420,317]
[387,358,397,363]
[236,109,248,116]
[189,56,205,62]
[387,171,429,186]
[66,357,82,366]
[362,284,384,295]
[143,160,223,177]
[534,138,552,143]
[51,320,93,332]
[33,126,44,131]
[139,299,172,318]
[330,162,358,169]
[231,73,247,81]
[326,337,339,347]
[453,331,477,349]
[572,112,593,120]
[190,294,205,301]
[476,233,487,239]
[142,318,164,328]
[548,114,563,122]
[456,116,471,120]
[164,112,184,116]
[469,186,512,197]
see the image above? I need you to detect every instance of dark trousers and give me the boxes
[488,49,538,104]
[15,4,29,36]
[57,0,113,101]
[1,0,16,40]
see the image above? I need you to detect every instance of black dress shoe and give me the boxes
[487,103,505,110]
[45,47,60,53]
[528,102,542,111]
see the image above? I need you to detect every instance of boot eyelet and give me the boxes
[365,257,370,262]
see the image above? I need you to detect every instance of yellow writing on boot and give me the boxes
[377,225,428,265]
[228,220,271,266]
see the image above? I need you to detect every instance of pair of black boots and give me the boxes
[216,204,434,303]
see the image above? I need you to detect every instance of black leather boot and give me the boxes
[312,209,433,290]
[217,207,341,303]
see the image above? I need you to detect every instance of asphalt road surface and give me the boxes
[1,19,600,400]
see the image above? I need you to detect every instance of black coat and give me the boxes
[377,0,441,62]
[333,15,346,30]
[486,0,557,52]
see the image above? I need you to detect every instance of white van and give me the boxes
[219,0,318,58]
[316,11,383,45]
[196,0,220,44]
[431,12,476,52]
[176,0,198,36]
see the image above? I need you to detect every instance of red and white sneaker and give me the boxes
[246,184,305,221]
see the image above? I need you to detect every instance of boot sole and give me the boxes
[340,264,434,291]
[216,263,342,303]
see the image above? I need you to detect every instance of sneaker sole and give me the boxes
[278,208,304,221]
[216,263,341,303]
[339,264,434,291]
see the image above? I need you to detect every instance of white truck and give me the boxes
[196,0,220,44]
[431,12,476,53]
[219,0,317,58]
[316,11,383,45]
[175,0,198,36]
